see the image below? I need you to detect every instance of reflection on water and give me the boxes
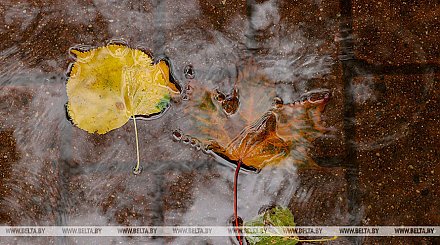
[0,1,342,245]
[0,77,69,226]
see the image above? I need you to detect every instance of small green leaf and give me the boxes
[263,206,296,227]
[244,206,299,245]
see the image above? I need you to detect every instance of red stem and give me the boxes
[234,160,243,245]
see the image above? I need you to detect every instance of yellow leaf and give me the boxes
[66,44,179,134]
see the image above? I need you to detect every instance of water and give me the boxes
[1,1,437,245]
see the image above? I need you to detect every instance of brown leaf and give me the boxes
[177,63,330,172]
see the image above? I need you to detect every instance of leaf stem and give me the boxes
[234,160,243,245]
[133,115,141,173]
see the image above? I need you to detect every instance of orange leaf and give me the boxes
[177,63,330,172]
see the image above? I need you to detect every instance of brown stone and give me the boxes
[290,168,349,226]
[355,74,439,243]
[352,0,440,65]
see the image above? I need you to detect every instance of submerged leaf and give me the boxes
[179,63,330,171]
[244,206,299,245]
[66,44,179,134]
